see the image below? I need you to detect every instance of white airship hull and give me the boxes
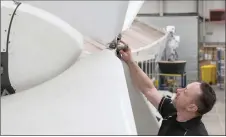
[1,1,167,135]
[1,50,137,135]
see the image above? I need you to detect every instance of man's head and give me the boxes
[173,82,216,115]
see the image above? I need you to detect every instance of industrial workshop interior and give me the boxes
[1,0,225,136]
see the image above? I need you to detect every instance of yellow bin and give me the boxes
[201,65,216,84]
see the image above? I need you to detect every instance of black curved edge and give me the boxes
[1,2,21,96]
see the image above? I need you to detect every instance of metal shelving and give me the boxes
[217,47,225,89]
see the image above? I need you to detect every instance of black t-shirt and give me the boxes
[157,97,208,136]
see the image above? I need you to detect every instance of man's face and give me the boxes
[173,82,201,112]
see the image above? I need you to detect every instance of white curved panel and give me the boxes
[1,1,83,92]
[22,1,130,44]
[1,4,16,52]
[132,32,169,62]
[122,1,144,32]
[1,50,137,135]
[121,62,160,135]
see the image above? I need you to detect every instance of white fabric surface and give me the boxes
[1,50,137,135]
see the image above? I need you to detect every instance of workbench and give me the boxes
[158,72,187,92]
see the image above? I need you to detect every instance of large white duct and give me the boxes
[22,1,130,45]
[1,1,83,92]
[22,1,145,45]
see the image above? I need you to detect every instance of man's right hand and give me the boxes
[119,41,133,64]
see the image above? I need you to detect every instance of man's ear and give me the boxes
[187,104,198,112]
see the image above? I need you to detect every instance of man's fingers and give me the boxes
[119,40,131,51]
[119,50,127,57]
[119,50,124,54]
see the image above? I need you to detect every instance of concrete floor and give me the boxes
[202,86,225,135]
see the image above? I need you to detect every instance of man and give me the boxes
[119,46,216,136]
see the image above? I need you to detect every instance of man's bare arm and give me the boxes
[127,60,163,108]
